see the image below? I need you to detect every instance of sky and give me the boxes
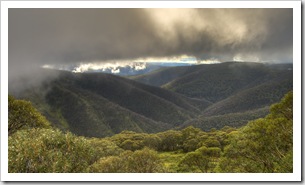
[8,8,293,92]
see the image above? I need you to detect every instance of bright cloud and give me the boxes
[42,55,217,73]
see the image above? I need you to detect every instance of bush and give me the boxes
[178,151,209,172]
[9,128,97,173]
[89,148,164,173]
[157,130,183,151]
[87,138,124,159]
[217,91,293,172]
[8,95,50,135]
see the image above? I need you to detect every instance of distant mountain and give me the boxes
[130,64,202,87]
[15,62,293,136]
[134,62,292,111]
[19,70,210,137]
[180,106,270,131]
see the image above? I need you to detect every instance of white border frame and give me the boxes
[1,1,302,182]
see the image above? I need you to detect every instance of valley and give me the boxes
[15,62,292,138]
[6,7,296,176]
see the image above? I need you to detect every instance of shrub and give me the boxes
[89,148,164,173]
[9,128,96,173]
[8,95,50,135]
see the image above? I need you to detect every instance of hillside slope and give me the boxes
[131,65,202,87]
[16,62,292,136]
[19,70,211,137]
[133,62,292,116]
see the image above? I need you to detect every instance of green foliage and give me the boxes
[204,138,221,148]
[8,95,50,135]
[127,147,164,173]
[9,128,97,173]
[181,126,201,139]
[182,138,202,153]
[17,62,292,140]
[89,148,164,173]
[157,130,183,151]
[89,151,131,173]
[142,134,162,150]
[8,87,293,173]
[134,62,292,122]
[158,152,186,172]
[164,62,292,104]
[87,138,124,159]
[183,107,269,131]
[180,126,207,152]
[268,91,293,120]
[120,139,143,151]
[132,65,201,87]
[74,72,198,126]
[178,151,210,172]
[196,146,221,158]
[217,91,293,172]
[109,131,146,151]
[202,77,292,116]
[178,146,221,172]
[21,70,203,137]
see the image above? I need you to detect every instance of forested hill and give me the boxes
[14,62,292,137]
[8,91,293,173]
[134,62,292,115]
[17,70,210,137]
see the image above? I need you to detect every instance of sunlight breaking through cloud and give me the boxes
[41,55,222,73]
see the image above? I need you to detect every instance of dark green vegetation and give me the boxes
[8,91,293,172]
[180,106,269,131]
[20,70,210,137]
[8,95,50,135]
[9,62,293,173]
[17,62,292,137]
[218,91,293,172]
[134,62,292,104]
[134,62,292,113]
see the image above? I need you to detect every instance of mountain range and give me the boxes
[15,62,292,137]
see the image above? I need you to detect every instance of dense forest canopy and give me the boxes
[16,62,292,137]
[8,91,293,173]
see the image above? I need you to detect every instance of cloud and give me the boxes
[70,62,147,73]
[41,55,202,73]
[147,8,292,62]
[8,8,293,93]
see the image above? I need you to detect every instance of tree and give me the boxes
[110,131,147,151]
[89,151,132,173]
[182,138,202,152]
[217,91,293,172]
[142,134,162,150]
[9,128,97,173]
[204,138,221,148]
[181,126,204,152]
[89,148,164,173]
[8,95,50,135]
[127,147,164,173]
[178,151,209,172]
[178,146,221,173]
[120,139,143,151]
[181,126,201,139]
[87,138,124,159]
[157,130,183,151]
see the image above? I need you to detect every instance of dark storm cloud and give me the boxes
[9,9,159,69]
[8,8,161,93]
[148,8,293,62]
[8,8,293,93]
